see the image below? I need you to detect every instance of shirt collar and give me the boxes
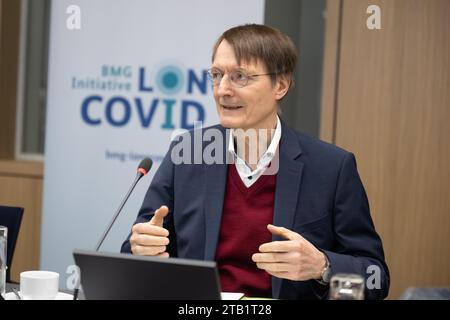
[227,116,282,164]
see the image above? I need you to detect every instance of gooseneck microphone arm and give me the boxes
[95,173,143,251]
[95,157,153,251]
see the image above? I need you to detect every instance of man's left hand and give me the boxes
[252,224,326,281]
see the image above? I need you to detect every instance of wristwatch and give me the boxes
[318,255,331,285]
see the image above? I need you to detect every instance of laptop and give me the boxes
[73,249,222,300]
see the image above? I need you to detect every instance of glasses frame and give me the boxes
[207,68,276,88]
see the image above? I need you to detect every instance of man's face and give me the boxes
[212,40,287,130]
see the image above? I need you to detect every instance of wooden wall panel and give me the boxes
[0,160,43,282]
[319,0,341,143]
[0,0,21,159]
[322,0,450,298]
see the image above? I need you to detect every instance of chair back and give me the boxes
[0,205,24,282]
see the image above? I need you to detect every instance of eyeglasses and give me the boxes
[207,68,275,88]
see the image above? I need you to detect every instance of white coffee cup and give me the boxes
[20,271,59,300]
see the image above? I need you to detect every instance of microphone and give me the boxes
[74,157,152,300]
[94,157,153,251]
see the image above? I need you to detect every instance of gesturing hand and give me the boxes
[252,224,327,281]
[130,205,170,257]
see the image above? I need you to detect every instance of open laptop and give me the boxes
[73,249,222,300]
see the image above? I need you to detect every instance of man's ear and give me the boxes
[274,76,291,101]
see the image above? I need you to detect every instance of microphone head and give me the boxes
[137,157,153,176]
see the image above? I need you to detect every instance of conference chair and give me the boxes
[0,205,24,282]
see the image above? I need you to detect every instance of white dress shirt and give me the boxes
[228,116,282,188]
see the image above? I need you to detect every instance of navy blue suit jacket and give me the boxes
[121,123,390,299]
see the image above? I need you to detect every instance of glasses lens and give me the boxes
[230,71,248,87]
[207,69,222,85]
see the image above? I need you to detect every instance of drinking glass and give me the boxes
[329,273,365,300]
[0,226,7,298]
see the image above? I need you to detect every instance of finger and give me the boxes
[149,205,169,227]
[132,223,169,237]
[132,244,167,256]
[156,252,170,258]
[258,240,296,253]
[252,252,290,263]
[267,224,302,241]
[131,233,169,246]
[255,262,290,273]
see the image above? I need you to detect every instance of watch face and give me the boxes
[323,267,331,282]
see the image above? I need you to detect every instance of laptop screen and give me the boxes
[73,249,222,300]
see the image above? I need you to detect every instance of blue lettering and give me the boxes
[101,65,132,77]
[123,66,132,77]
[81,95,206,130]
[135,97,159,128]
[101,65,132,78]
[187,69,208,94]
[181,100,205,130]
[81,95,102,125]
[138,67,153,92]
[105,97,131,127]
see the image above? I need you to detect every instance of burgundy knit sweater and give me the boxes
[215,164,277,298]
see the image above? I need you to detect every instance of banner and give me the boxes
[42,0,264,287]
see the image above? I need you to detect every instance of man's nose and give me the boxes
[216,74,234,96]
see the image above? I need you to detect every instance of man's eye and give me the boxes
[211,71,222,79]
[233,72,247,81]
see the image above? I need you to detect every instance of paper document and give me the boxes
[221,292,245,300]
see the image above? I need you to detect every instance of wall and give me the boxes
[0,0,20,158]
[321,0,450,299]
[265,0,326,137]
[0,160,43,282]
[0,0,43,282]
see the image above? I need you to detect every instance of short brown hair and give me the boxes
[212,24,298,88]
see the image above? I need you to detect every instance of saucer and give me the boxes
[4,291,74,300]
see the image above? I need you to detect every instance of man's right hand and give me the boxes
[130,205,170,257]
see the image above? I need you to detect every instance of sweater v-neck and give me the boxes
[228,163,275,197]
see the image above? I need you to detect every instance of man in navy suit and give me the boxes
[121,24,389,299]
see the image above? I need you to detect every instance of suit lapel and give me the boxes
[203,126,230,260]
[272,123,304,299]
